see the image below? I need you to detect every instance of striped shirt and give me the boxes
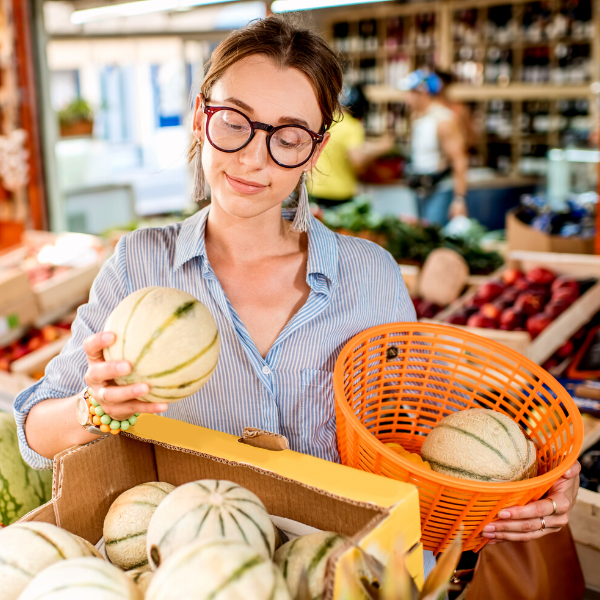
[14,206,416,470]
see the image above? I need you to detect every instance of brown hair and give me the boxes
[189,15,343,162]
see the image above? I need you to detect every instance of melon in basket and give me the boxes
[146,479,276,569]
[273,531,346,600]
[0,522,101,600]
[420,408,538,482]
[19,557,142,600]
[103,287,220,403]
[104,481,175,571]
[0,411,52,525]
[145,540,291,600]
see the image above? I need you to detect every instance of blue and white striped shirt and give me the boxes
[14,206,416,470]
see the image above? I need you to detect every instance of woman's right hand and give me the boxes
[83,332,168,421]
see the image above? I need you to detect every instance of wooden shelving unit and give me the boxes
[319,0,600,176]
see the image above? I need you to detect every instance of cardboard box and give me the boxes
[431,251,600,365]
[20,415,424,595]
[571,489,600,592]
[506,210,595,255]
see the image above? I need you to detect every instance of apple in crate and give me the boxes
[445,310,468,326]
[526,267,556,286]
[502,268,525,286]
[467,313,498,329]
[545,299,570,319]
[551,276,579,296]
[526,314,553,338]
[515,292,543,315]
[552,286,579,304]
[499,308,526,331]
[475,281,505,303]
[480,303,502,321]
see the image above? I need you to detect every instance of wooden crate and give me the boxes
[430,251,600,365]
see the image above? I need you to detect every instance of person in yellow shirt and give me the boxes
[309,85,393,207]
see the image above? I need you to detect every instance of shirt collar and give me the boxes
[174,205,339,288]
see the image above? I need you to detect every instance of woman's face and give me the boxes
[193,55,329,222]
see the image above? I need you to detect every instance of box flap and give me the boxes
[126,415,417,509]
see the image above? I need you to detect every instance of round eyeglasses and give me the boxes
[203,105,324,169]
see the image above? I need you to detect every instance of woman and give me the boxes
[16,16,578,556]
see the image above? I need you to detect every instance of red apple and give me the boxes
[27,337,43,352]
[526,314,553,338]
[11,345,29,360]
[526,267,556,286]
[0,357,9,371]
[503,268,525,286]
[499,288,520,304]
[465,294,487,309]
[556,340,575,359]
[481,303,502,321]
[476,281,506,302]
[514,277,531,292]
[544,299,570,319]
[467,314,498,329]
[446,311,468,326]
[499,307,526,330]
[419,301,441,319]
[551,276,579,296]
[551,286,579,304]
[515,292,543,315]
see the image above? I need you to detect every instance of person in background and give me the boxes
[400,69,469,226]
[309,84,394,207]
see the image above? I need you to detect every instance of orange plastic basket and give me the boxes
[333,323,583,554]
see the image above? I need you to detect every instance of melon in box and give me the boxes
[0,412,52,525]
[103,287,220,402]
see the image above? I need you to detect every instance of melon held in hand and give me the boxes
[421,408,538,482]
[103,287,220,403]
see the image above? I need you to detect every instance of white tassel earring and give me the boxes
[290,172,310,233]
[192,142,206,203]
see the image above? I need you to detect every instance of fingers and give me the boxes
[86,360,131,386]
[98,382,150,405]
[482,512,569,540]
[495,494,570,520]
[95,399,168,422]
[563,461,582,479]
[83,332,116,362]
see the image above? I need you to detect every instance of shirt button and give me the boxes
[262,366,272,375]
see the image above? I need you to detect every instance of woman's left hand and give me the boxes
[481,461,581,544]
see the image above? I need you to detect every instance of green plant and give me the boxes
[58,98,94,125]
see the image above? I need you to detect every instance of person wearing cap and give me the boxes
[309,84,394,207]
[400,69,469,226]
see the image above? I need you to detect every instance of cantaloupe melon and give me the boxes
[103,287,220,403]
[0,522,101,600]
[0,412,52,526]
[420,408,538,482]
[146,479,276,569]
[145,539,291,600]
[18,556,142,600]
[273,531,346,600]
[104,481,175,571]
[126,567,154,595]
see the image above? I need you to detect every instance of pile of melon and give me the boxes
[0,478,353,600]
[385,408,538,483]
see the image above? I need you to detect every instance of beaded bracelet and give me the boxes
[84,388,140,435]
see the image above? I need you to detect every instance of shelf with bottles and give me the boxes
[451,0,596,86]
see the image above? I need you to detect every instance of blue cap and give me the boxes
[398,69,443,95]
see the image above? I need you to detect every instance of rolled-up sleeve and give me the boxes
[13,237,130,469]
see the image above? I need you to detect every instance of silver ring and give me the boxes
[546,497,557,515]
[97,387,106,402]
[540,516,546,531]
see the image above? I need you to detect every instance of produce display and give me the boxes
[2,477,464,600]
[0,521,101,600]
[0,323,71,375]
[319,198,504,275]
[0,413,52,526]
[273,531,345,599]
[103,482,175,572]
[146,540,291,600]
[444,266,588,337]
[420,409,538,482]
[103,287,220,403]
[146,479,276,569]
[18,557,141,600]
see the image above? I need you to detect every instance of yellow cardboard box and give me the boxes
[21,414,424,595]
